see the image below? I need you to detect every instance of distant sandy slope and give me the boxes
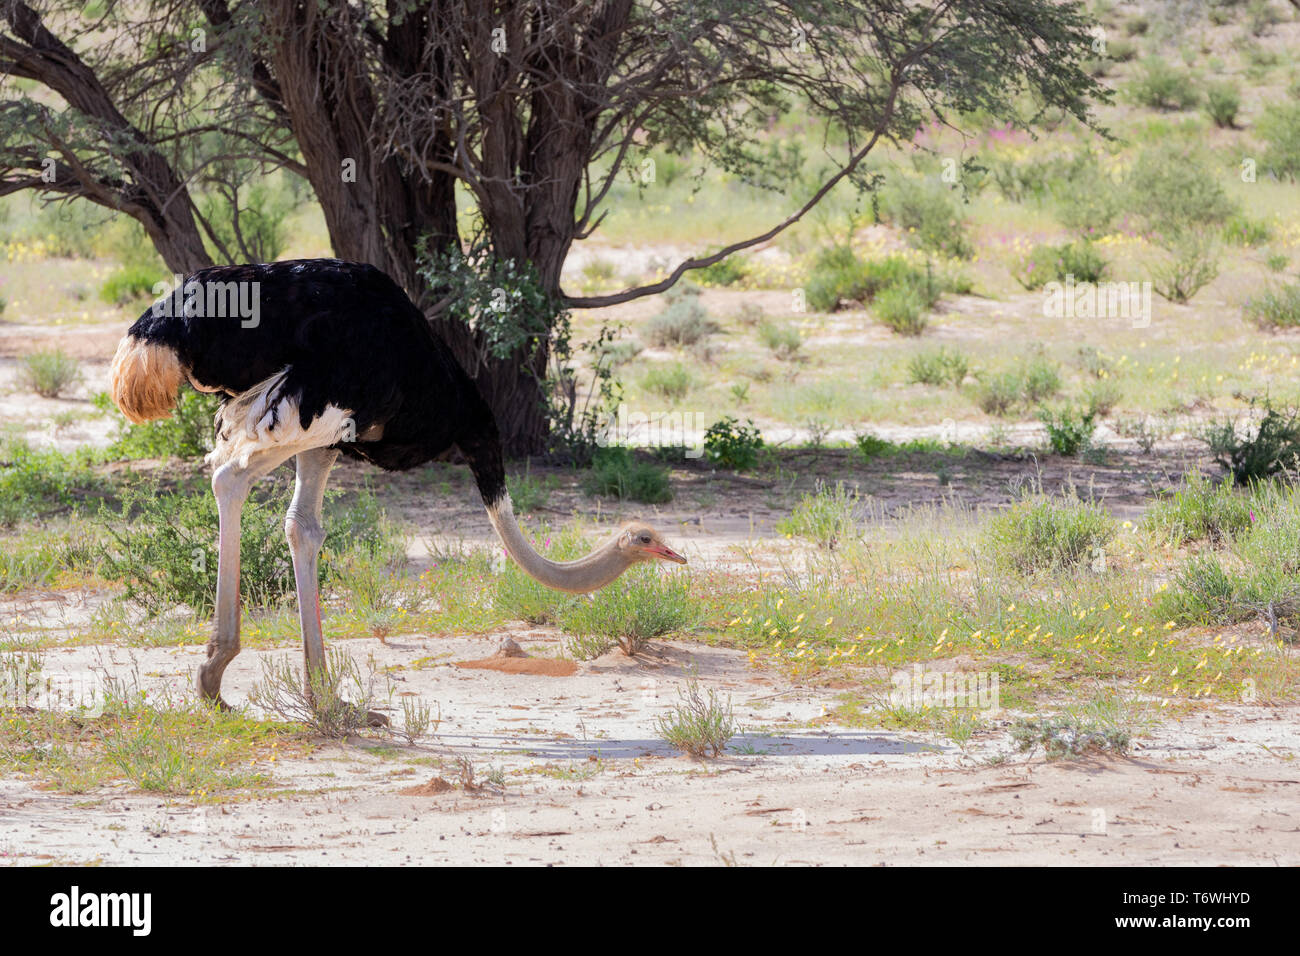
[1,637,1295,866]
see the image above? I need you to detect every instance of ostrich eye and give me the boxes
[639,534,651,544]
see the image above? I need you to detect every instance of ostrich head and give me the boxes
[617,521,688,565]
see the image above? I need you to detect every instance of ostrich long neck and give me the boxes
[485,498,631,593]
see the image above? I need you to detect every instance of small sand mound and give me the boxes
[399,776,454,796]
[454,656,578,677]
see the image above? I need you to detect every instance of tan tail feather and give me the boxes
[109,336,183,423]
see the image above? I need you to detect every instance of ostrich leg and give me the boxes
[199,445,300,705]
[284,447,339,682]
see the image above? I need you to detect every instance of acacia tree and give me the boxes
[0,0,1105,454]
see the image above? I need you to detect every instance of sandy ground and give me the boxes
[1,305,1295,866]
[1,636,1296,866]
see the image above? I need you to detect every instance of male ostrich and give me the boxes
[109,259,686,705]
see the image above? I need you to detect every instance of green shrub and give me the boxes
[1247,0,1283,36]
[983,493,1116,575]
[1125,57,1200,111]
[1151,233,1220,304]
[1012,240,1107,289]
[757,318,802,359]
[18,349,81,398]
[248,649,377,740]
[581,447,672,503]
[1056,241,1108,283]
[907,347,969,387]
[643,285,717,347]
[95,483,392,616]
[1222,214,1271,247]
[804,247,949,313]
[974,371,1024,417]
[1158,488,1300,628]
[639,361,693,401]
[776,481,861,550]
[879,178,973,259]
[507,470,558,513]
[1083,379,1123,417]
[1203,80,1240,128]
[95,387,219,460]
[1159,553,1241,625]
[656,677,737,758]
[1143,472,1254,546]
[596,338,643,367]
[1037,405,1097,456]
[558,566,695,657]
[1075,345,1115,380]
[1022,357,1062,403]
[0,438,101,527]
[1010,713,1130,759]
[1244,282,1300,330]
[99,266,164,306]
[988,153,1056,203]
[873,282,928,336]
[1107,36,1137,62]
[805,245,861,312]
[696,252,749,287]
[1201,399,1300,485]
[580,257,616,287]
[1259,102,1300,180]
[704,416,764,471]
[1054,168,1126,236]
[855,432,895,459]
[1129,147,1237,240]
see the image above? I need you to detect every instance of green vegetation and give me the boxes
[18,349,81,398]
[1011,240,1107,290]
[982,492,1116,575]
[95,483,394,616]
[639,361,694,402]
[777,482,861,550]
[94,388,220,460]
[879,178,974,259]
[1037,404,1097,456]
[1201,399,1300,485]
[757,318,803,359]
[1244,283,1300,331]
[559,566,695,658]
[973,356,1061,417]
[581,447,673,503]
[703,416,764,471]
[656,676,738,758]
[99,265,163,306]
[643,285,718,347]
[906,346,969,387]
[1144,472,1254,546]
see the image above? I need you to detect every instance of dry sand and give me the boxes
[1,636,1295,866]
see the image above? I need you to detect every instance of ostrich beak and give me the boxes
[646,544,687,564]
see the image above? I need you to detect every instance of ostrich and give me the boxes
[109,258,686,706]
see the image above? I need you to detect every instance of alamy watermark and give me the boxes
[890,663,1000,710]
[151,274,261,328]
[0,661,105,717]
[596,403,706,458]
[1043,274,1152,329]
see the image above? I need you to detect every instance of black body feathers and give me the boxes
[126,258,507,504]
